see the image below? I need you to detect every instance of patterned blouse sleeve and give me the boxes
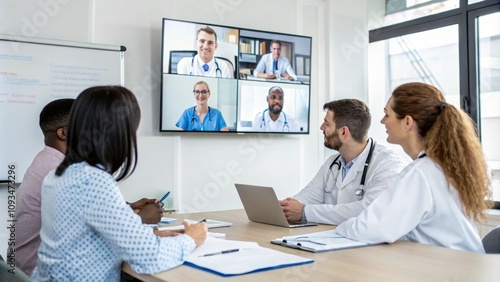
[82,170,196,274]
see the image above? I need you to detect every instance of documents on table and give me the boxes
[159,217,176,224]
[148,217,177,229]
[271,229,376,252]
[157,219,232,231]
[185,237,313,277]
[207,232,226,239]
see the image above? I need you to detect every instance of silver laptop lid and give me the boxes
[234,183,317,228]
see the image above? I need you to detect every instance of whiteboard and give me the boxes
[0,34,125,182]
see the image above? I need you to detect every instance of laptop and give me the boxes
[234,183,317,228]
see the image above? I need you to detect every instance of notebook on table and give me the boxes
[234,183,317,228]
[271,230,378,253]
[156,219,232,231]
[185,237,314,277]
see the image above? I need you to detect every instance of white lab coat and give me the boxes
[252,111,300,132]
[294,139,409,225]
[335,154,485,253]
[176,55,233,78]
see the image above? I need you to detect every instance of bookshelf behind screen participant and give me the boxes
[254,40,297,81]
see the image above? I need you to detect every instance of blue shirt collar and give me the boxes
[338,155,358,170]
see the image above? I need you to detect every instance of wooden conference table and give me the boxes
[123,209,500,282]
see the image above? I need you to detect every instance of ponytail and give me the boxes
[391,82,491,221]
[426,105,491,221]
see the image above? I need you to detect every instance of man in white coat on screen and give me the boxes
[280,99,409,225]
[252,86,300,132]
[176,26,233,79]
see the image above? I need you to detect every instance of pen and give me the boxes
[199,249,239,257]
[159,191,171,203]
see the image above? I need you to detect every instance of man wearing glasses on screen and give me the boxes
[252,86,300,132]
[176,26,233,79]
[254,40,297,81]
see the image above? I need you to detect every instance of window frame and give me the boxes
[369,0,500,129]
[369,0,500,206]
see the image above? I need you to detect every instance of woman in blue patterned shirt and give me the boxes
[32,86,207,281]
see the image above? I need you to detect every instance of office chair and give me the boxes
[482,225,500,254]
[169,50,197,74]
[0,259,31,282]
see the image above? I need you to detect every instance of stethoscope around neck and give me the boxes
[325,138,376,200]
[190,57,221,78]
[190,106,211,131]
[260,109,289,132]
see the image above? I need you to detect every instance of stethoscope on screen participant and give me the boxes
[188,25,222,78]
[325,138,376,200]
[175,81,229,132]
[255,86,298,132]
[190,106,212,131]
[260,109,289,132]
[190,56,222,78]
[175,26,233,78]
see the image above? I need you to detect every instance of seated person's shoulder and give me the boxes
[176,56,192,73]
[71,163,116,182]
[211,107,223,115]
[287,116,301,131]
[373,143,410,165]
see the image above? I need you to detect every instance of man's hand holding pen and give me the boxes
[130,198,164,224]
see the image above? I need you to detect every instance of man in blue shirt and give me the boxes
[254,40,297,81]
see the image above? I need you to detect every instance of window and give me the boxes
[476,11,500,202]
[382,0,460,27]
[369,0,500,205]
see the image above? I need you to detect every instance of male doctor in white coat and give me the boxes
[252,86,300,132]
[177,26,233,79]
[280,99,409,225]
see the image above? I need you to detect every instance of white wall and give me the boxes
[0,0,372,214]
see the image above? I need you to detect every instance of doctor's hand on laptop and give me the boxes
[235,184,317,228]
[279,197,305,223]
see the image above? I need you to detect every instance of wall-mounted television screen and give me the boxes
[160,18,312,134]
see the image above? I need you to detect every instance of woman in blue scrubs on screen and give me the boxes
[176,80,228,131]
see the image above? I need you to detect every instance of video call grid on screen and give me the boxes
[160,18,312,134]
